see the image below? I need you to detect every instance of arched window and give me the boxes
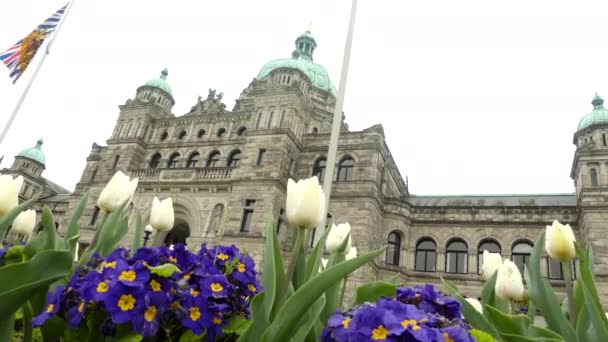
[149,153,161,169]
[207,204,225,233]
[236,127,247,136]
[477,239,501,273]
[160,131,168,141]
[217,128,227,137]
[312,127,318,134]
[446,239,468,274]
[590,168,599,187]
[197,129,206,138]
[206,151,221,168]
[178,130,187,140]
[167,153,180,168]
[386,231,401,266]
[415,239,436,272]
[228,150,241,167]
[337,156,354,182]
[312,158,327,182]
[512,241,533,274]
[187,152,200,168]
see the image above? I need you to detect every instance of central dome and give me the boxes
[17,138,45,166]
[256,31,336,95]
[578,94,608,131]
[144,68,173,96]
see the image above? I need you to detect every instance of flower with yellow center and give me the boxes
[104,261,117,269]
[213,317,222,325]
[150,279,161,292]
[183,273,191,281]
[401,319,420,330]
[144,306,157,322]
[46,304,55,313]
[247,284,257,292]
[97,282,109,293]
[169,256,177,263]
[190,288,200,297]
[78,302,85,313]
[119,270,136,282]
[371,325,389,340]
[190,307,201,321]
[117,294,136,312]
[238,263,246,273]
[217,253,229,261]
[342,317,351,329]
[211,283,224,292]
[444,333,454,342]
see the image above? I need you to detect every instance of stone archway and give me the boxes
[164,219,191,246]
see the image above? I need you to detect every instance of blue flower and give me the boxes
[180,300,212,336]
[131,292,166,336]
[66,299,86,328]
[32,285,64,327]
[442,325,476,342]
[110,261,150,288]
[201,274,231,298]
[103,284,143,324]
[321,310,351,342]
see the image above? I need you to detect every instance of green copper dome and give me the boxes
[257,31,337,95]
[577,94,608,131]
[143,68,173,96]
[17,138,45,166]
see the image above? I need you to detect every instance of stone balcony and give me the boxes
[128,167,233,182]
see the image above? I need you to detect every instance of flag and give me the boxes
[0,4,68,83]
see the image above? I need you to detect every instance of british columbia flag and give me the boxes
[0,4,68,83]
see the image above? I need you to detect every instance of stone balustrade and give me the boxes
[128,167,233,182]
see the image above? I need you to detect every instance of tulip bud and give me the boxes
[286,177,325,229]
[546,220,576,262]
[319,258,329,272]
[97,171,138,213]
[482,250,502,280]
[150,197,174,232]
[11,209,36,236]
[495,259,525,301]
[466,298,483,313]
[0,175,23,217]
[326,223,352,253]
[345,247,357,261]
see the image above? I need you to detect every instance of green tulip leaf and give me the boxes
[574,244,608,341]
[64,192,88,248]
[260,246,385,342]
[2,245,24,265]
[481,271,509,313]
[304,226,330,283]
[0,249,73,321]
[291,295,326,342]
[147,263,181,277]
[130,213,144,252]
[485,305,530,336]
[223,316,250,336]
[237,291,267,342]
[527,325,566,340]
[23,206,62,260]
[352,281,398,306]
[262,213,287,321]
[320,248,347,322]
[0,314,15,342]
[471,329,499,342]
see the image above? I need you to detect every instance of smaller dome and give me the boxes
[17,138,45,166]
[143,68,173,96]
[577,93,608,131]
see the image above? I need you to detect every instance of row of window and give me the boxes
[313,156,355,182]
[386,234,571,280]
[149,149,267,169]
[158,127,247,142]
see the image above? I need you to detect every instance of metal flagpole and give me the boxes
[316,0,358,242]
[0,1,77,146]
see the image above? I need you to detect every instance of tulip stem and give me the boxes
[563,261,576,325]
[276,227,305,312]
[89,212,109,249]
[338,275,349,309]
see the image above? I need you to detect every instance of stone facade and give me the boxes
[3,30,604,302]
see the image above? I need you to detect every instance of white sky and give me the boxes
[0,0,604,195]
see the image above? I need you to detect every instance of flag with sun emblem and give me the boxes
[0,4,68,83]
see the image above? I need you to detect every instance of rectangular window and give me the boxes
[603,133,606,146]
[240,200,256,232]
[288,158,294,176]
[112,155,120,169]
[267,111,274,128]
[22,184,29,196]
[90,206,101,225]
[279,110,286,127]
[256,148,267,166]
[256,112,263,129]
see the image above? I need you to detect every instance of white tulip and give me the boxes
[149,197,174,231]
[97,171,138,213]
[345,247,357,261]
[286,177,325,229]
[319,258,329,272]
[11,209,36,236]
[466,298,483,313]
[326,223,352,253]
[495,259,525,301]
[546,220,576,262]
[0,175,23,217]
[482,250,502,280]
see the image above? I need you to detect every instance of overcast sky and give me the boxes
[1,0,605,195]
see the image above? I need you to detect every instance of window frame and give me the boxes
[337,156,355,182]
[386,231,401,266]
[415,239,437,272]
[445,239,468,274]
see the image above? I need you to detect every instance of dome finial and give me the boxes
[160,68,168,79]
[592,93,604,109]
[307,21,312,32]
[36,138,43,147]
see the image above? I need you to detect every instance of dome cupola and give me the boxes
[577,93,608,131]
[16,138,45,166]
[135,68,175,112]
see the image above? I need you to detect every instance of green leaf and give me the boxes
[304,227,330,282]
[63,323,90,342]
[64,192,88,248]
[179,330,205,342]
[293,239,307,290]
[352,281,397,306]
[262,213,286,321]
[260,246,385,342]
[481,271,509,313]
[320,250,346,322]
[471,329,499,342]
[485,305,530,337]
[498,333,564,342]
[39,313,67,341]
[291,295,326,342]
[574,244,608,341]
[0,314,15,342]
[442,277,504,342]
[86,311,107,342]
[523,266,536,323]
[130,213,143,252]
[528,231,579,342]
[2,245,24,265]
[147,263,181,277]
[0,249,73,321]
[22,302,33,342]
[23,207,62,260]
[237,291,268,342]
[527,325,566,340]
[113,324,143,342]
[0,197,37,242]
[223,316,250,336]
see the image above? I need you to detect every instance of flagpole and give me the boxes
[316,0,358,242]
[0,1,76,146]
